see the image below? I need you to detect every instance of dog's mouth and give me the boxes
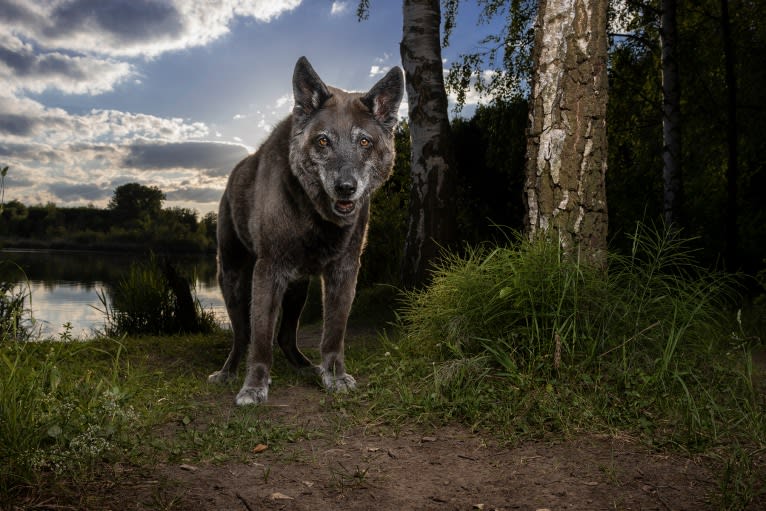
[333,200,356,215]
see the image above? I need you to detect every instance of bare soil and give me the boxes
[142,399,718,511]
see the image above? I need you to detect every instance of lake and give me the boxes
[0,249,228,339]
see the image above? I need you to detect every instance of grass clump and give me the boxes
[98,254,217,336]
[0,339,139,497]
[374,224,764,451]
[0,263,35,342]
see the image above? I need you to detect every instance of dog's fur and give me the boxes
[208,57,404,405]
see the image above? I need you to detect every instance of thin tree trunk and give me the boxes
[524,0,609,266]
[400,0,457,288]
[721,0,739,269]
[661,0,683,229]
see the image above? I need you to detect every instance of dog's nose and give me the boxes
[334,180,356,197]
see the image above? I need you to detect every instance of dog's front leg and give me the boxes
[236,260,286,405]
[319,262,359,392]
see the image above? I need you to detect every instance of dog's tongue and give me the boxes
[335,200,355,214]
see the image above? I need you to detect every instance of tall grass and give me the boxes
[98,254,217,336]
[385,224,763,448]
[0,263,35,342]
[0,339,138,497]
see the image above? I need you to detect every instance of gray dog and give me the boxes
[208,56,404,405]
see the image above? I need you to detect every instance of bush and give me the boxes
[98,255,217,336]
[390,224,763,446]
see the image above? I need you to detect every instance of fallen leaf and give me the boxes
[179,464,198,472]
[270,492,294,500]
[252,444,268,454]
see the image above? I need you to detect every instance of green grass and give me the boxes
[0,331,317,504]
[361,226,764,449]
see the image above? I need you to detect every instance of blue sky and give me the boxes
[1,0,501,215]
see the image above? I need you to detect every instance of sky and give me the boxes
[0,0,501,216]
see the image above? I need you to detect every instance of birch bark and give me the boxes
[400,0,457,288]
[524,0,609,266]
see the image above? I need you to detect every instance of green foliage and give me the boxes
[108,182,165,226]
[379,224,763,449]
[607,0,766,272]
[99,255,217,336]
[443,0,536,108]
[0,263,34,342]
[0,340,138,496]
[360,121,411,286]
[0,333,313,501]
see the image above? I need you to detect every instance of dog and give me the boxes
[208,56,404,405]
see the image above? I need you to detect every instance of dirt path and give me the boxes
[145,401,716,511]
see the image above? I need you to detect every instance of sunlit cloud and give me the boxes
[0,34,134,95]
[330,2,349,16]
[0,0,304,59]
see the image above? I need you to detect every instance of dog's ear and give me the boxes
[293,57,331,121]
[361,66,404,132]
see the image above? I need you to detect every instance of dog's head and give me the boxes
[288,56,404,225]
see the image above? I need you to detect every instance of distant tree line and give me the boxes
[0,183,217,253]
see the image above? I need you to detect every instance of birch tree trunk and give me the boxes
[524,0,609,266]
[661,0,683,228]
[400,0,457,288]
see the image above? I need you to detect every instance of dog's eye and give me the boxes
[317,135,329,147]
[359,137,371,148]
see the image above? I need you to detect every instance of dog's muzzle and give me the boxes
[333,179,357,215]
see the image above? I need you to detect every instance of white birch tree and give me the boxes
[524,0,609,266]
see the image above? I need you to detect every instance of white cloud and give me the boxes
[369,65,391,78]
[0,94,246,211]
[0,34,134,95]
[0,0,304,59]
[330,2,349,16]
[274,94,292,110]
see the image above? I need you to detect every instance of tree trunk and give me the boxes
[661,0,683,229]
[400,0,457,289]
[524,0,609,266]
[721,0,739,269]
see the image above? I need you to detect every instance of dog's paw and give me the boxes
[321,370,357,393]
[235,386,269,406]
[208,370,235,384]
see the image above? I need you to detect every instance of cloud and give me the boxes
[0,34,133,95]
[369,65,391,78]
[1,0,303,59]
[122,141,248,173]
[49,182,110,203]
[166,186,226,204]
[330,2,349,16]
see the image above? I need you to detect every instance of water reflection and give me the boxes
[1,249,226,339]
